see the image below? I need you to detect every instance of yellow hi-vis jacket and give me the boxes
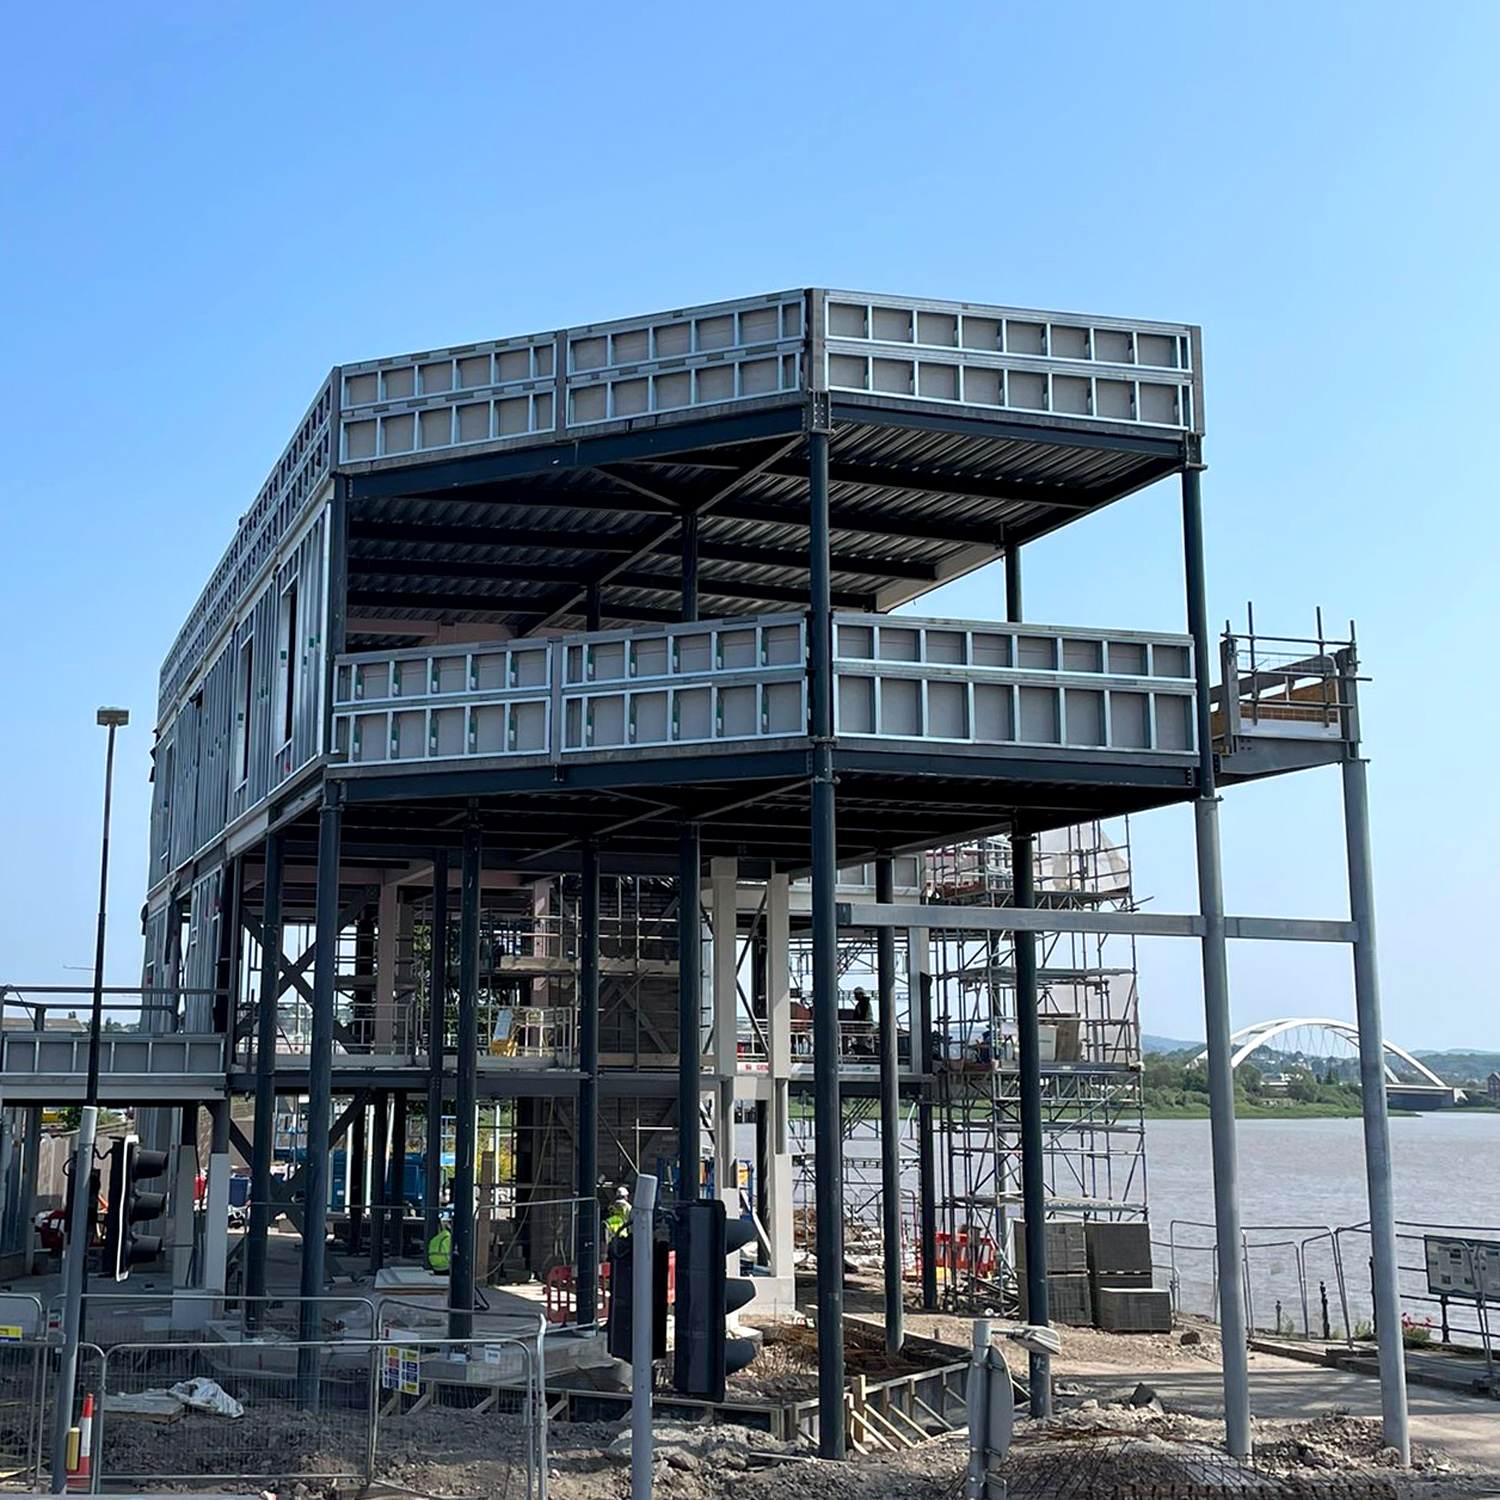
[427,1227,452,1272]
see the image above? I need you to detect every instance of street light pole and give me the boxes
[86,708,127,1105]
[51,706,128,1492]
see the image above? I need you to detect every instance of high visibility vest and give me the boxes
[603,1204,629,1240]
[427,1228,452,1272]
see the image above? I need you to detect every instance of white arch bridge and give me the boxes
[1193,1018,1462,1106]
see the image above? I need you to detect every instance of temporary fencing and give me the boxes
[0,1294,549,1495]
[35,1339,106,1493]
[371,1326,548,1500]
[96,1339,376,1488]
[44,1290,379,1348]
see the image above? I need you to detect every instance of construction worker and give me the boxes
[426,1212,452,1274]
[602,1185,631,1242]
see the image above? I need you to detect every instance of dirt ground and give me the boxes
[72,1277,1500,1500]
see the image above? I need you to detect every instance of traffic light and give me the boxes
[102,1136,169,1281]
[672,1198,758,1401]
[605,1222,669,1362]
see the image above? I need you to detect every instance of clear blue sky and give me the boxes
[2,3,1496,1049]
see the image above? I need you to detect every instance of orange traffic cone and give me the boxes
[68,1393,93,1490]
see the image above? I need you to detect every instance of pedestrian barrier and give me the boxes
[371,1327,548,1500]
[44,1290,380,1349]
[0,1337,48,1485]
[96,1339,377,1488]
[2,1306,552,1495]
[37,1340,105,1494]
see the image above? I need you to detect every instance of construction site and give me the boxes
[0,287,1457,1498]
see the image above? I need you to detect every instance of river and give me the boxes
[780,1110,1500,1342]
[1146,1112,1500,1338]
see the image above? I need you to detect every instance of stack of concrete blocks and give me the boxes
[1015,1220,1092,1325]
[1087,1222,1172,1332]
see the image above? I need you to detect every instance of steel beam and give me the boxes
[450,820,481,1340]
[244,828,283,1331]
[834,903,1355,943]
[875,856,903,1356]
[576,839,601,1323]
[298,792,342,1405]
[808,426,847,1459]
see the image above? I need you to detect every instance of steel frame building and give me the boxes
[0,287,1409,1461]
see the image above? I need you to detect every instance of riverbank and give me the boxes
[1144,1099,1367,1120]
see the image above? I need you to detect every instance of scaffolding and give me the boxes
[782,825,1147,1302]
[930,820,1147,1310]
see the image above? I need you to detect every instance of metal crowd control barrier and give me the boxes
[371,1326,548,1500]
[36,1341,105,1493]
[44,1291,380,1348]
[1158,1219,1353,1342]
[1337,1219,1500,1355]
[96,1339,377,1488]
[0,1338,48,1486]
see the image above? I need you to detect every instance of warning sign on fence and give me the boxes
[381,1345,421,1395]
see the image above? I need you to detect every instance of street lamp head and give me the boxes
[96,708,129,728]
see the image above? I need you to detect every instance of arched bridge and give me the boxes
[1193,1018,1460,1107]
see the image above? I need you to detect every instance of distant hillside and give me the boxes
[1142,1032,1203,1056]
[1141,1035,1499,1087]
[1413,1050,1500,1085]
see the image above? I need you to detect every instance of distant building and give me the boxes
[1487,1071,1500,1102]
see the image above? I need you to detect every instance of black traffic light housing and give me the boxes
[672,1198,759,1401]
[605,1220,670,1362]
[102,1136,169,1281]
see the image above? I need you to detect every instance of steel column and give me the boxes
[1341,683,1410,1462]
[875,856,904,1354]
[1182,466,1251,1457]
[809,426,847,1458]
[298,792,342,1404]
[389,1090,408,1260]
[369,1091,388,1273]
[348,1102,366,1254]
[677,822,702,1195]
[1013,832,1052,1416]
[682,510,700,623]
[576,839,602,1323]
[450,820,481,1339]
[424,851,449,1244]
[204,1099,231,1293]
[244,830,284,1329]
[1004,545,1022,622]
[912,931,939,1311]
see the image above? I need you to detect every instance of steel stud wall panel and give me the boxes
[330,611,1196,772]
[831,614,1197,759]
[149,507,328,877]
[822,291,1200,433]
[331,615,810,767]
[160,379,335,721]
